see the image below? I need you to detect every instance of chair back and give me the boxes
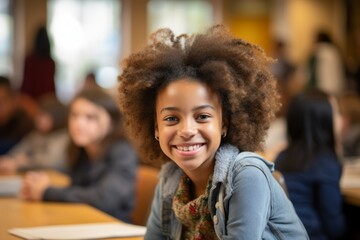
[131,165,159,226]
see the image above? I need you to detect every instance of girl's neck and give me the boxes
[85,144,101,161]
[186,161,214,198]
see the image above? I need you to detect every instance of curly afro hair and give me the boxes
[118,25,280,164]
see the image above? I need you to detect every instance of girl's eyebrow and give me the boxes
[160,104,215,113]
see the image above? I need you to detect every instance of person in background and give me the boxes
[82,71,101,90]
[0,76,33,155]
[0,94,69,174]
[118,25,308,239]
[307,31,346,97]
[20,25,56,102]
[271,40,296,117]
[338,92,360,158]
[275,88,346,240]
[21,89,138,223]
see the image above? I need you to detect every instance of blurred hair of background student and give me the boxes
[306,31,347,97]
[274,88,346,240]
[20,25,56,102]
[0,94,69,174]
[338,92,360,158]
[20,89,139,223]
[82,71,101,90]
[0,76,34,155]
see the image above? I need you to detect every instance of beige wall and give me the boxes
[287,0,346,64]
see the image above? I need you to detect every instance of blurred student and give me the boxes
[307,31,346,96]
[275,89,346,240]
[339,92,360,158]
[0,76,33,155]
[271,40,296,117]
[0,95,69,174]
[20,25,56,102]
[21,89,138,223]
[82,71,101,90]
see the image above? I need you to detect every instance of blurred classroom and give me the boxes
[0,0,359,104]
[2,1,360,239]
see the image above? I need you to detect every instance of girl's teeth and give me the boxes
[177,145,200,151]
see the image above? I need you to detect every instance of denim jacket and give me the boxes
[145,144,309,240]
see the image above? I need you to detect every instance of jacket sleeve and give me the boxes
[224,165,271,239]
[43,141,138,217]
[144,183,166,240]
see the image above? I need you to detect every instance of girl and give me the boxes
[275,89,346,239]
[21,89,138,223]
[118,25,308,239]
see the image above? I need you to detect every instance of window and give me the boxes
[0,0,13,77]
[48,0,121,102]
[148,0,213,36]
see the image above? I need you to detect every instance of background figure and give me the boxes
[271,40,296,117]
[0,94,69,174]
[307,31,346,96]
[21,89,138,223]
[0,76,33,155]
[275,89,346,240]
[339,92,360,158]
[81,71,101,90]
[20,25,56,102]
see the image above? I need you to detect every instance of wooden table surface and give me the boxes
[0,171,143,240]
[341,158,360,207]
[0,198,143,240]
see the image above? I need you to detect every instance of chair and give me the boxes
[272,170,289,197]
[131,164,160,226]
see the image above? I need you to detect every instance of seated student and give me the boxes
[0,94,69,174]
[0,76,33,155]
[21,89,139,223]
[118,25,308,239]
[275,88,346,240]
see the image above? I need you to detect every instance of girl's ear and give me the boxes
[222,117,228,137]
[154,122,159,141]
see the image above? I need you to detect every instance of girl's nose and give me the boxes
[178,119,197,138]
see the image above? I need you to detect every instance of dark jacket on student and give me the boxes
[275,150,346,240]
[43,140,138,223]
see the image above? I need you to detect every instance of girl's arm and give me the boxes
[225,166,271,239]
[316,157,346,238]
[144,184,166,240]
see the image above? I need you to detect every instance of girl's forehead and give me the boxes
[156,78,222,111]
[160,78,215,94]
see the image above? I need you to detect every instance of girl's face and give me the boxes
[155,79,226,176]
[69,98,112,147]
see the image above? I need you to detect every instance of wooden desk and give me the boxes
[0,171,143,240]
[341,158,360,207]
[0,198,144,240]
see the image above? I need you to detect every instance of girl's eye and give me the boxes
[197,114,211,121]
[85,114,97,121]
[164,116,178,122]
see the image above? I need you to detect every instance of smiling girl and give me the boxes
[119,25,308,239]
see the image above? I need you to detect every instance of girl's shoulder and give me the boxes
[234,151,275,173]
